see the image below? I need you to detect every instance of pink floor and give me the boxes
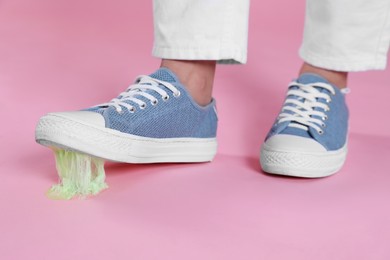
[1,1,390,259]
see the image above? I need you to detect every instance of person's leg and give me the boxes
[36,0,251,164]
[300,0,390,72]
[153,0,250,65]
[153,0,250,105]
[260,0,390,178]
[160,60,216,106]
[299,63,347,89]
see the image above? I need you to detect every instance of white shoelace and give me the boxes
[277,81,343,134]
[98,76,180,113]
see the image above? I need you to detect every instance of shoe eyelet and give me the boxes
[162,95,170,101]
[321,123,326,128]
[140,103,146,109]
[326,99,332,103]
[151,99,158,106]
[129,107,136,113]
[173,91,181,98]
[318,130,324,135]
[322,115,328,121]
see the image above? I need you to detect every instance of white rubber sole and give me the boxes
[260,142,347,178]
[35,114,217,163]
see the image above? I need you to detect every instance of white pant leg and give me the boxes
[152,0,250,64]
[300,0,390,71]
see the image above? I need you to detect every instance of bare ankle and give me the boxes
[160,59,216,106]
[299,63,348,89]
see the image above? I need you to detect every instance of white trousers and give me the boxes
[153,0,390,71]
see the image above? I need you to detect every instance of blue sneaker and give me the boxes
[260,73,349,178]
[36,68,218,163]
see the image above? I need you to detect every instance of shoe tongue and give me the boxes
[279,73,331,139]
[296,73,330,85]
[149,68,180,83]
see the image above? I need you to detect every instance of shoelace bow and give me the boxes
[98,76,180,113]
[277,81,343,134]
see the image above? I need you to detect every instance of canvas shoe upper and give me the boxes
[260,73,349,177]
[36,68,218,163]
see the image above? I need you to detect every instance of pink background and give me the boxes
[1,0,390,259]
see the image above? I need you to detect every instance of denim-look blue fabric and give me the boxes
[265,74,349,151]
[86,68,218,139]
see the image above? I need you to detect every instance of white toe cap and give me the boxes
[47,111,105,128]
[264,134,326,153]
